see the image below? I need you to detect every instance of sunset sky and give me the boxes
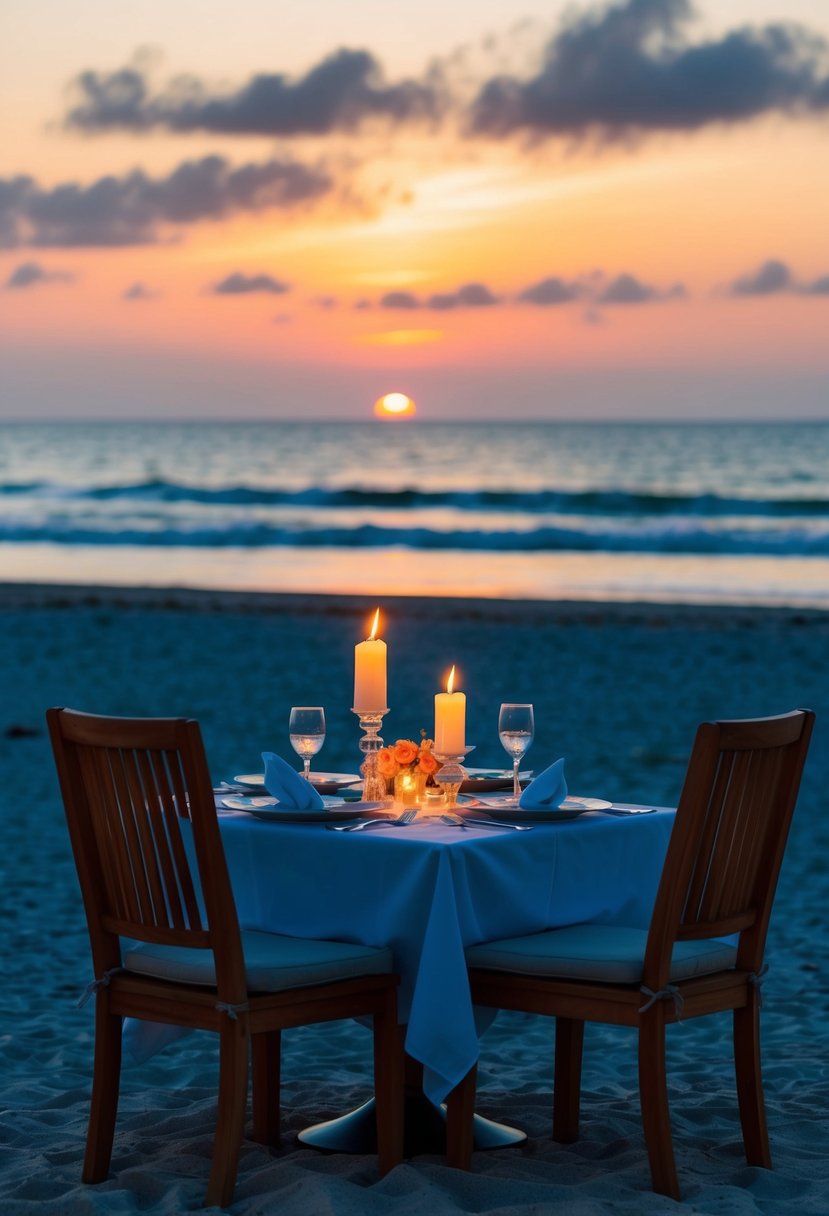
[2,0,829,420]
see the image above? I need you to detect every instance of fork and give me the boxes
[327,808,420,832]
[440,812,533,832]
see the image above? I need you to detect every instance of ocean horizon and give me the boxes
[2,418,828,608]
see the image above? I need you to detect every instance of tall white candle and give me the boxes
[434,665,466,753]
[353,608,388,712]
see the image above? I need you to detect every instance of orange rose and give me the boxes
[418,750,439,776]
[420,737,434,751]
[393,739,419,766]
[377,748,399,778]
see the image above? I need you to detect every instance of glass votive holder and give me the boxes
[394,768,426,806]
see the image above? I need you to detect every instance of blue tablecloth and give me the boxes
[209,807,675,1103]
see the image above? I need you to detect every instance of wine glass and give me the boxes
[289,706,326,781]
[498,703,534,803]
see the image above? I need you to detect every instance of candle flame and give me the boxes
[369,607,380,640]
[446,665,456,694]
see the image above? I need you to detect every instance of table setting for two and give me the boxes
[212,609,657,833]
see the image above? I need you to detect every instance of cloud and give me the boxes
[518,276,582,305]
[379,283,499,310]
[427,283,499,309]
[122,281,158,300]
[65,48,443,136]
[380,290,420,309]
[375,273,684,311]
[730,258,793,295]
[468,0,829,139]
[0,155,332,247]
[804,273,829,295]
[212,272,290,295]
[4,260,74,289]
[598,272,685,303]
[729,258,829,296]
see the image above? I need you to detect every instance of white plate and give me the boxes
[464,794,612,822]
[233,771,360,793]
[221,794,384,823]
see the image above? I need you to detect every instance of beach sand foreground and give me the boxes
[1,584,827,1214]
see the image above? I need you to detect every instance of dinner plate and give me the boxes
[459,768,532,793]
[464,794,613,822]
[232,771,361,794]
[221,794,384,823]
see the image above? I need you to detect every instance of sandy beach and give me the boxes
[1,583,827,1215]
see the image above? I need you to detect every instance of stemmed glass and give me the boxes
[498,703,534,804]
[289,706,326,781]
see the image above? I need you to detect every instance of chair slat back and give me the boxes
[644,710,814,987]
[48,708,246,999]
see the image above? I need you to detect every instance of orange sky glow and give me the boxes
[1,0,828,419]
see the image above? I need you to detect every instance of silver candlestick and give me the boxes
[353,708,390,802]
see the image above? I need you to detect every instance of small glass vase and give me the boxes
[393,768,427,806]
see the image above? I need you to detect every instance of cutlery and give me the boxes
[327,809,420,832]
[440,812,533,832]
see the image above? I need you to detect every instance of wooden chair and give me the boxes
[47,708,404,1207]
[451,710,815,1198]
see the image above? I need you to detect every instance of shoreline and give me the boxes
[3,579,829,630]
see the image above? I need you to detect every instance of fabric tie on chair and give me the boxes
[519,757,567,809]
[261,751,325,810]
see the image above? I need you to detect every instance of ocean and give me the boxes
[1,419,828,606]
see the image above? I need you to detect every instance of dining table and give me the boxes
[125,789,675,1153]
[126,793,677,1152]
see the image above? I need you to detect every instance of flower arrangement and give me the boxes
[377,733,439,782]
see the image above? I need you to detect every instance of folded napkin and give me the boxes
[261,752,325,811]
[519,757,568,810]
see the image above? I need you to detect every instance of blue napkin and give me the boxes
[261,752,325,811]
[519,757,568,809]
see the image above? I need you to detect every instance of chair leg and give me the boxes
[82,995,123,1183]
[373,990,405,1175]
[553,1017,584,1143]
[638,1005,679,1200]
[445,1065,477,1170]
[734,989,771,1167]
[206,1018,250,1209]
[251,1030,282,1146]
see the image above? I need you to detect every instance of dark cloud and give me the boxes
[518,276,582,305]
[4,260,74,289]
[380,284,499,310]
[122,281,158,300]
[598,272,685,303]
[729,259,829,296]
[427,283,499,309]
[212,272,290,295]
[65,48,442,136]
[376,273,683,310]
[0,155,332,248]
[380,290,420,309]
[730,258,793,295]
[469,0,829,139]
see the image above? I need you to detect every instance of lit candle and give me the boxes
[434,665,466,754]
[353,608,388,712]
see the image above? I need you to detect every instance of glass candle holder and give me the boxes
[433,746,475,808]
[352,708,389,803]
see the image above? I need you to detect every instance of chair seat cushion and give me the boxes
[124,929,393,992]
[465,923,737,985]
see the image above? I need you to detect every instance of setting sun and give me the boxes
[373,392,417,420]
